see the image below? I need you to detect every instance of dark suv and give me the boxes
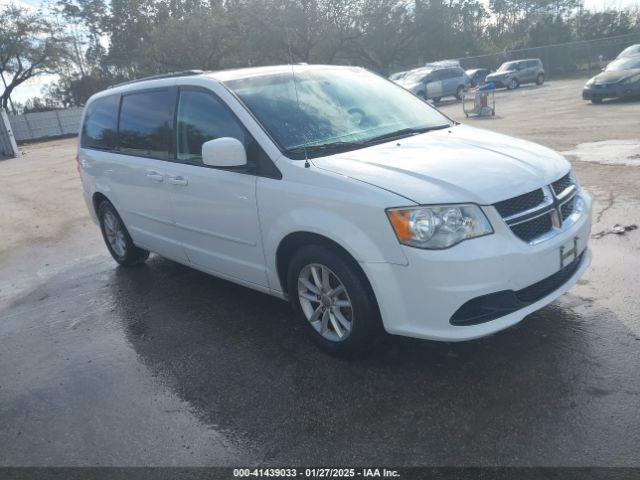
[485,59,545,90]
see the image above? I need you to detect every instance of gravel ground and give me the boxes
[0,78,639,467]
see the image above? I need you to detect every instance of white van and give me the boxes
[78,65,592,356]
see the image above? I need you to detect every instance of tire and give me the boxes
[536,73,545,85]
[591,98,602,104]
[417,91,427,101]
[98,200,149,266]
[287,244,383,357]
[506,78,519,90]
[432,96,441,103]
[455,86,465,101]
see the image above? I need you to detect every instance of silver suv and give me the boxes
[485,59,545,90]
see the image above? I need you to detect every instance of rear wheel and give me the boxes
[98,201,149,266]
[287,245,382,357]
[432,96,441,103]
[536,73,545,85]
[455,86,465,101]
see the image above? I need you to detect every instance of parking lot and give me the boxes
[1,78,639,466]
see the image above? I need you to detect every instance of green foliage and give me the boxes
[5,0,637,107]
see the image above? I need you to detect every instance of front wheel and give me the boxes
[98,201,149,266]
[507,78,519,90]
[536,73,545,85]
[287,245,383,357]
[432,96,441,103]
[591,98,602,104]
[456,86,465,101]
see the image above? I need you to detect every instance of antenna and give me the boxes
[280,6,310,168]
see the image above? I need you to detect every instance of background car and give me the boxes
[396,65,469,102]
[616,44,640,59]
[389,70,407,81]
[583,54,640,103]
[485,58,545,89]
[465,68,491,87]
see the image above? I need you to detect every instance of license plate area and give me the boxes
[559,236,580,269]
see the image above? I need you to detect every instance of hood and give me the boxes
[397,79,421,91]
[591,68,640,84]
[310,124,570,205]
[486,71,510,79]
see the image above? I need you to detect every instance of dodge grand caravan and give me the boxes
[78,65,592,356]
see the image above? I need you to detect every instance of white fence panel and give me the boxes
[8,107,84,142]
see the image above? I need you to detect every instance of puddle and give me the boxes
[562,139,640,166]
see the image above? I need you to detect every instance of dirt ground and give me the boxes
[1,78,639,467]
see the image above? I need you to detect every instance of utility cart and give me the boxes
[463,82,496,118]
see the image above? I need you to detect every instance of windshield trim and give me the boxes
[221,66,456,160]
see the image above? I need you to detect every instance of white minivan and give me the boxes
[78,65,592,356]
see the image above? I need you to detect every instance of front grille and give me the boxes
[493,171,579,244]
[450,251,585,325]
[493,188,545,218]
[560,197,575,221]
[552,173,572,196]
[510,213,553,242]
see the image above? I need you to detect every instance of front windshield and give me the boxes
[497,62,517,72]
[606,56,640,71]
[224,67,451,157]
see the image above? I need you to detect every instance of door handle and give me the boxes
[146,170,164,182]
[168,176,188,187]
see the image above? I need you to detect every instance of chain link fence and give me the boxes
[392,32,640,76]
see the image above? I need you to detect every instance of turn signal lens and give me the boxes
[386,204,493,249]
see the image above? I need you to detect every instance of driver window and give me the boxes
[176,90,246,164]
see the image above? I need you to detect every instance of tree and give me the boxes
[0,3,70,111]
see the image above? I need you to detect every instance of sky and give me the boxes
[3,0,640,105]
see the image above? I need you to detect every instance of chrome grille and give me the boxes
[552,173,572,196]
[493,171,580,244]
[510,212,554,242]
[494,189,545,218]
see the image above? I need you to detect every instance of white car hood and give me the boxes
[311,124,570,205]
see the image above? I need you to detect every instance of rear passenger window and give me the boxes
[118,90,174,159]
[81,95,119,150]
[176,90,246,164]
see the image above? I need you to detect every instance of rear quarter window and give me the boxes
[81,95,119,150]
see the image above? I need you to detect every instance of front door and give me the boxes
[168,88,268,287]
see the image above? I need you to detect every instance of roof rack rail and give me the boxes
[109,70,207,89]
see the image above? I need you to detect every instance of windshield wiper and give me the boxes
[362,125,451,145]
[284,125,452,157]
[284,141,365,155]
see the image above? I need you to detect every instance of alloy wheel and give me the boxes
[103,210,127,258]
[297,263,354,342]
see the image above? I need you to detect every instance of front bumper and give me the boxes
[583,83,640,100]
[485,77,506,88]
[363,191,592,341]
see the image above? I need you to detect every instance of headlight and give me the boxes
[585,77,595,86]
[386,204,493,249]
[621,74,640,85]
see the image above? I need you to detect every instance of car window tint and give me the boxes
[176,90,246,164]
[81,95,119,150]
[118,90,173,159]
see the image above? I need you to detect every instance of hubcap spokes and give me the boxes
[103,211,126,257]
[298,264,353,342]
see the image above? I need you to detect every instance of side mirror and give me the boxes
[202,137,247,167]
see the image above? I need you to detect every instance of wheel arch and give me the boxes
[275,231,375,299]
[92,191,112,216]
